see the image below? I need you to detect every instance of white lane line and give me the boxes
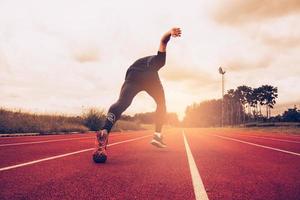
[214,135,300,157]
[0,132,132,147]
[239,135,300,144]
[0,137,94,147]
[0,135,151,172]
[183,130,209,200]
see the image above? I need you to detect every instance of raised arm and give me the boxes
[158,27,181,52]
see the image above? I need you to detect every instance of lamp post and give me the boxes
[218,67,226,127]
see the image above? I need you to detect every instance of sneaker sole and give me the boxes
[150,139,166,148]
[92,150,107,163]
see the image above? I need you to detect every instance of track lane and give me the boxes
[217,129,300,142]
[1,128,299,200]
[235,135,300,144]
[0,135,152,172]
[185,128,300,200]
[0,136,94,147]
[0,131,141,145]
[0,133,92,144]
[214,133,300,154]
[183,131,209,200]
[0,129,195,200]
[0,131,152,168]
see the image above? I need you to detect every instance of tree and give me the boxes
[182,84,278,127]
[249,87,265,121]
[223,93,233,125]
[282,105,300,122]
[183,100,221,127]
[236,85,253,123]
[259,85,278,118]
[228,89,237,125]
[165,113,180,126]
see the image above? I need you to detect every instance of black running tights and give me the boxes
[102,80,166,133]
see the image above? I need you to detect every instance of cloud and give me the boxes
[213,0,300,25]
[72,45,100,63]
[0,48,11,73]
[260,34,300,49]
[224,56,273,72]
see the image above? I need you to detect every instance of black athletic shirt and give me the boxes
[125,51,166,80]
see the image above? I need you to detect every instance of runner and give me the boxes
[93,27,182,163]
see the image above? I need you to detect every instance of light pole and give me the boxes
[218,67,226,127]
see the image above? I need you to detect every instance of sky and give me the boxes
[0,0,300,119]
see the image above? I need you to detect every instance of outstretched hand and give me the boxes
[159,27,182,52]
[170,27,181,38]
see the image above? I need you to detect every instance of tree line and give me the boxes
[223,85,278,125]
[280,106,300,122]
[183,84,280,127]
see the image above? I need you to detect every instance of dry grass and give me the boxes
[236,122,300,135]
[0,108,88,134]
[182,127,300,136]
[241,127,300,135]
[204,127,300,135]
[112,120,143,132]
[0,108,144,135]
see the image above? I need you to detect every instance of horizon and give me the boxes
[1,0,300,120]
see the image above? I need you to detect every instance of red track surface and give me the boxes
[0,128,299,200]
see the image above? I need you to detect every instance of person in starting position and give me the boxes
[93,27,182,163]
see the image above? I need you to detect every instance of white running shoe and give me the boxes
[150,133,166,148]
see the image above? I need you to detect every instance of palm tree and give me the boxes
[259,85,278,118]
[250,88,260,120]
[223,93,233,126]
[227,89,237,125]
[236,86,253,123]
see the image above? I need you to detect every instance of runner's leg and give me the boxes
[145,81,166,133]
[102,81,142,133]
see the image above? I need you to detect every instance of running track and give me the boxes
[0,128,299,200]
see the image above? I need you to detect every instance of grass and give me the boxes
[0,108,144,135]
[0,108,88,134]
[112,120,144,132]
[236,122,300,135]
[243,122,300,127]
[181,127,300,136]
[240,127,300,135]
[205,127,300,135]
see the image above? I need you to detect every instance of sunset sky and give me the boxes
[1,0,299,119]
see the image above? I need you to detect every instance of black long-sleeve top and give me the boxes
[125,51,166,82]
[126,51,166,72]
